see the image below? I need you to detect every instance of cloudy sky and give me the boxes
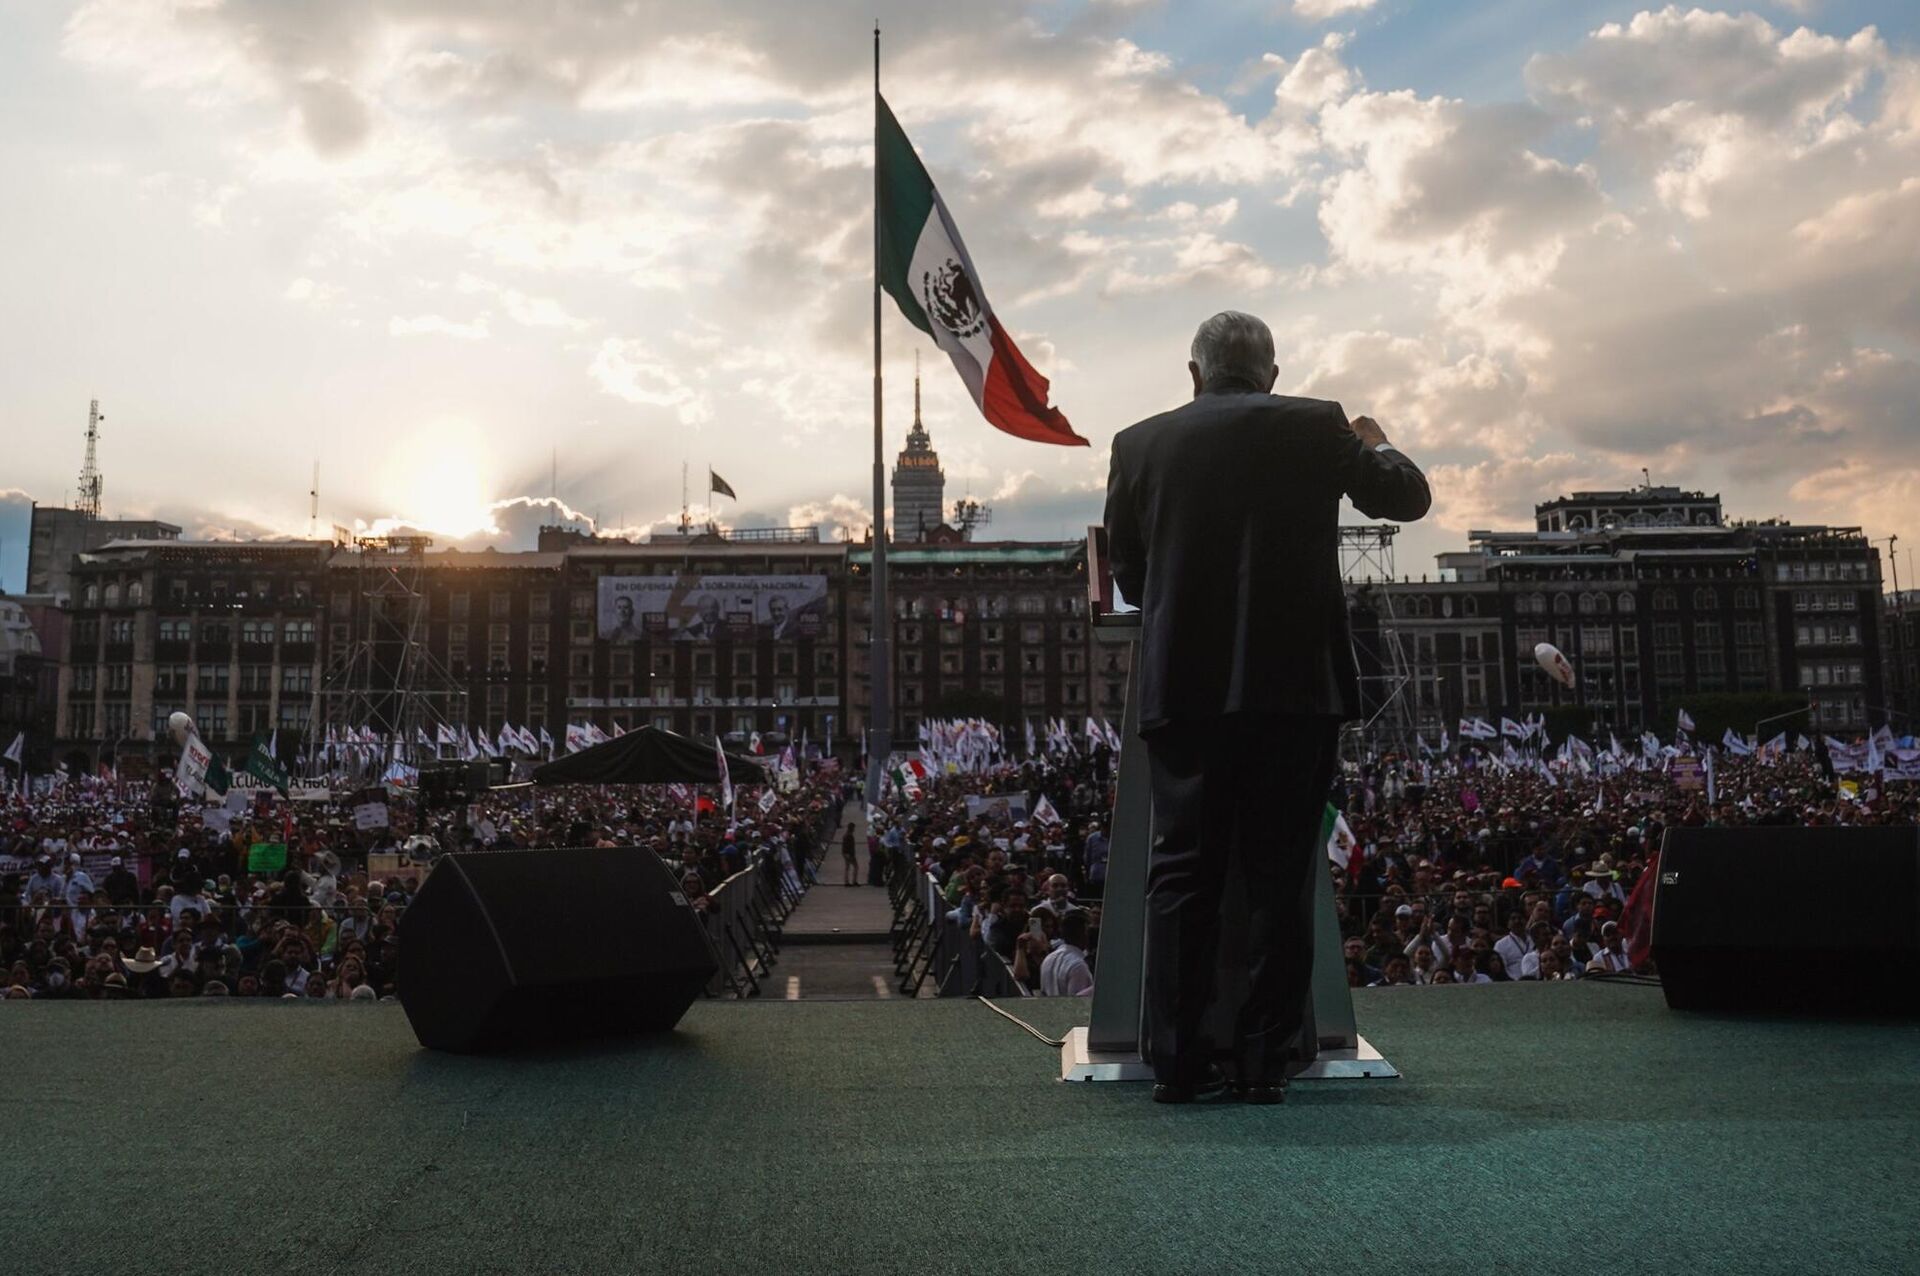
[3,0,1918,592]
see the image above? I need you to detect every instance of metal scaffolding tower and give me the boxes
[77,399,104,519]
[317,535,468,768]
[1339,525,1421,762]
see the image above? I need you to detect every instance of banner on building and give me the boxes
[597,575,829,642]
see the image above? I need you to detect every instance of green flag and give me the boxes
[204,752,232,800]
[246,735,290,796]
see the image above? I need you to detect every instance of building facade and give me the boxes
[51,528,1112,763]
[1357,488,1887,736]
[55,539,330,769]
[847,539,1118,746]
[27,505,181,602]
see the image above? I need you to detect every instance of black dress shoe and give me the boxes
[1151,1065,1228,1104]
[1233,1081,1287,1105]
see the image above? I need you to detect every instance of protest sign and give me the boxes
[247,842,288,872]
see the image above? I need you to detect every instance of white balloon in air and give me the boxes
[167,711,194,744]
[1534,642,1576,689]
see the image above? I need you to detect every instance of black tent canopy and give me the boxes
[531,725,767,787]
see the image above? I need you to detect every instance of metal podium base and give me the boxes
[1058,1026,1399,1083]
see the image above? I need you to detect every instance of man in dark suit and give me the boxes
[1104,310,1430,1104]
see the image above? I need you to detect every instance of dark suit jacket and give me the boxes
[1104,385,1431,730]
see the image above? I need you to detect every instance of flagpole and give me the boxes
[867,21,892,807]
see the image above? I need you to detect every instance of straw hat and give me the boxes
[122,946,164,974]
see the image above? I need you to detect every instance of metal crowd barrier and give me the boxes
[700,848,811,998]
[888,857,1030,999]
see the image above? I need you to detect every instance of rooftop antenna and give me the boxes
[309,460,320,537]
[77,399,104,519]
[680,460,691,535]
[1641,466,1652,490]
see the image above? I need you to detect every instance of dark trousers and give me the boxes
[1142,714,1340,1085]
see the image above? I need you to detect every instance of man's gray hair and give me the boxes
[1190,311,1275,387]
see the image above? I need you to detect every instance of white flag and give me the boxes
[1031,793,1063,825]
[1,732,21,767]
[1677,708,1696,734]
[714,736,734,813]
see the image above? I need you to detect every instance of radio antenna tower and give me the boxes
[77,399,104,519]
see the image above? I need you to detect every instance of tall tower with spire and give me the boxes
[891,355,945,541]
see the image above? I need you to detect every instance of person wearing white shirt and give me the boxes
[64,854,97,906]
[1039,912,1095,997]
[1586,922,1632,974]
[1493,913,1531,975]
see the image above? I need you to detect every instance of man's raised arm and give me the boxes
[1334,406,1431,522]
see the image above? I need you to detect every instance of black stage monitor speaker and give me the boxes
[1652,825,1920,1015]
[398,847,718,1052]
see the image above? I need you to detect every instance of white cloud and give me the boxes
[388,313,490,340]
[787,493,873,542]
[1289,0,1379,22]
[588,337,710,425]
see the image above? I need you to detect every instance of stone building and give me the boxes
[1357,488,1887,736]
[51,526,1112,765]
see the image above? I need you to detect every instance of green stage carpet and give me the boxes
[3,984,1916,1275]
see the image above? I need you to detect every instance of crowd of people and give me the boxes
[2,765,853,1001]
[874,736,1917,996]
[8,728,1915,1004]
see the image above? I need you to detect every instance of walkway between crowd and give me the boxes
[774,799,904,999]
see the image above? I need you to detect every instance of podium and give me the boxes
[1060,530,1396,1083]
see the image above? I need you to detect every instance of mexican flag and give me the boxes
[877,95,1086,448]
[889,757,928,798]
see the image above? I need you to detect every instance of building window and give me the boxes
[284,619,315,644]
[159,618,191,642]
[196,704,230,740]
[108,619,134,645]
[197,665,229,694]
[1693,587,1719,609]
[282,666,312,693]
[1553,593,1572,615]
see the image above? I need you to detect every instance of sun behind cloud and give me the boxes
[375,421,500,541]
